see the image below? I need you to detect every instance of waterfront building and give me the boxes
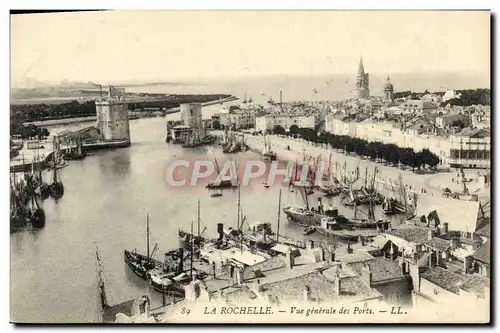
[356,57,370,99]
[95,85,131,142]
[447,128,490,168]
[255,115,316,133]
[383,76,394,101]
[219,110,256,130]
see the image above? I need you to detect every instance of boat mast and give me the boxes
[52,137,57,183]
[95,243,108,314]
[276,189,282,243]
[212,152,221,175]
[190,221,194,279]
[146,214,150,260]
[197,199,201,242]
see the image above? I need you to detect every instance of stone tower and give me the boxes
[356,57,370,99]
[95,85,131,143]
[384,76,394,101]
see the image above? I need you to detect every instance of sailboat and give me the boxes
[124,214,158,279]
[49,138,65,199]
[97,244,156,324]
[242,93,248,104]
[262,136,277,161]
[283,188,344,226]
[206,153,238,189]
[63,138,86,160]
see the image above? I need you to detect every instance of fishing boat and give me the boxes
[48,138,64,199]
[124,214,159,279]
[262,136,277,161]
[178,200,207,251]
[205,153,238,189]
[63,138,86,160]
[303,226,316,235]
[283,189,348,226]
[381,197,396,215]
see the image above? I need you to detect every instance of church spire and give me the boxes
[357,57,365,76]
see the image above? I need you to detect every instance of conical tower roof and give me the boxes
[357,57,365,76]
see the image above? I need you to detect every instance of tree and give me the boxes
[289,125,299,135]
[451,119,465,129]
[273,125,286,135]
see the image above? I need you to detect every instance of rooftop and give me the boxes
[460,274,490,297]
[415,194,480,234]
[475,223,490,239]
[420,266,469,294]
[243,256,286,281]
[366,258,404,283]
[472,240,490,265]
[423,237,451,252]
[386,226,429,243]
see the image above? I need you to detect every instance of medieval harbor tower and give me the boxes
[95,85,131,143]
[356,57,370,99]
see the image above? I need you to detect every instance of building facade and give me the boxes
[323,116,491,168]
[219,110,256,129]
[255,115,316,133]
[356,57,370,99]
[95,86,131,142]
[448,129,491,168]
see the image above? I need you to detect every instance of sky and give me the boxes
[10,11,491,86]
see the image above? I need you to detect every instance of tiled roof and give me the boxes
[472,240,490,265]
[388,226,429,243]
[475,223,490,238]
[424,237,451,252]
[366,258,404,283]
[260,271,381,303]
[243,256,286,280]
[460,274,490,297]
[420,267,468,294]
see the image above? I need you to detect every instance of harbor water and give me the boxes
[11,114,405,323]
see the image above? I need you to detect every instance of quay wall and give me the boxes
[10,140,130,173]
[244,134,434,197]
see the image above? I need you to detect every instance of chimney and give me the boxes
[178,248,184,274]
[280,90,283,105]
[235,268,244,287]
[184,279,201,300]
[362,264,372,287]
[333,273,341,296]
[443,222,449,234]
[286,250,294,269]
[217,223,224,242]
[303,285,311,301]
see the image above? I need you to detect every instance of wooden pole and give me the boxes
[276,188,282,243]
